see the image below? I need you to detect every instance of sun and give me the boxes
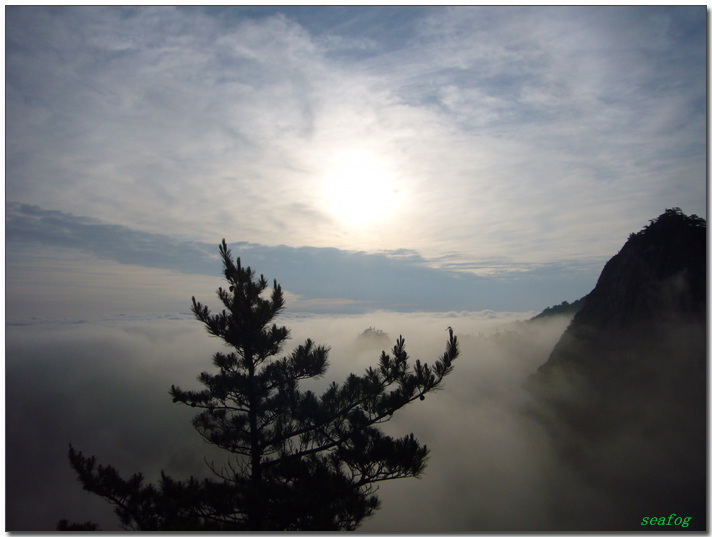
[322,151,399,227]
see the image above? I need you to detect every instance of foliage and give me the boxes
[64,239,458,530]
[530,297,586,321]
[57,519,98,531]
[628,207,706,242]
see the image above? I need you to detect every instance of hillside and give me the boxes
[529,297,586,321]
[526,208,706,530]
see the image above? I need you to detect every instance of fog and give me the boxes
[7,309,694,531]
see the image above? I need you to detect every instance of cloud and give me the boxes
[6,7,706,272]
[6,203,598,318]
[6,310,590,531]
[6,319,224,531]
[6,202,218,274]
[8,303,703,530]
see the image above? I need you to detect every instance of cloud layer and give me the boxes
[7,311,576,531]
[7,202,597,318]
[7,294,704,530]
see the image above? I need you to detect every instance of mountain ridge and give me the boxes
[525,208,706,531]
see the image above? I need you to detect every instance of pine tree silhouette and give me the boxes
[64,239,459,530]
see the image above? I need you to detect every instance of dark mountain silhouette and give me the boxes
[355,327,391,352]
[530,296,587,321]
[526,208,706,531]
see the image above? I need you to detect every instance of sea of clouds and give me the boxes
[7,309,593,531]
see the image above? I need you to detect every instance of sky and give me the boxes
[4,5,708,531]
[5,6,707,319]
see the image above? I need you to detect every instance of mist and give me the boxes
[6,309,594,531]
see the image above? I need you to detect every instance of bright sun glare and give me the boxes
[322,151,399,227]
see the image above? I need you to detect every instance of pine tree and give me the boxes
[65,240,459,530]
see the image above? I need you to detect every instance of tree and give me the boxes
[65,240,459,530]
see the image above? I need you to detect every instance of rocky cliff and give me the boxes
[526,208,706,530]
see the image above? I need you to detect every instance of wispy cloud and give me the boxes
[6,6,705,272]
[7,203,599,320]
